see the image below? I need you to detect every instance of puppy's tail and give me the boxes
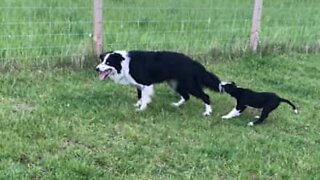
[280,98,299,114]
[202,71,221,92]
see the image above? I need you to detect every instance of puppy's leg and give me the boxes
[222,104,246,119]
[248,102,279,126]
[137,85,154,111]
[134,88,142,107]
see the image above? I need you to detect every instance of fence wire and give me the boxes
[0,0,319,66]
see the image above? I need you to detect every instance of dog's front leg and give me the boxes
[137,85,154,111]
[134,88,142,107]
[222,103,246,119]
[222,108,241,119]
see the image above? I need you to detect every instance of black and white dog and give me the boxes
[96,50,223,115]
[220,82,298,126]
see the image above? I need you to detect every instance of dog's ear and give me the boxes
[113,53,125,61]
[99,51,113,61]
[99,53,106,61]
[231,81,236,86]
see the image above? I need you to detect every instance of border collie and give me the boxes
[96,50,223,115]
[220,81,298,126]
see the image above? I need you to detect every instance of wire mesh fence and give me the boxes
[0,0,93,67]
[0,0,319,67]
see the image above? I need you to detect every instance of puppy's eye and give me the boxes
[106,62,110,65]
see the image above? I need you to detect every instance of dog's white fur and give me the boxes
[96,51,155,111]
[97,50,223,114]
[222,108,241,119]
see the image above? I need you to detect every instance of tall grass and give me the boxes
[0,0,319,67]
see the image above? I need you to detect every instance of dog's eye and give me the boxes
[106,62,110,65]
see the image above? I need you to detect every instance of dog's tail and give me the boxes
[202,71,221,92]
[280,98,299,114]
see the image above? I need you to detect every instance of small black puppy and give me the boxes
[220,81,298,126]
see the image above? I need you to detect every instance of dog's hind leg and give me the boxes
[171,85,190,107]
[248,102,279,126]
[189,85,212,116]
[172,96,188,107]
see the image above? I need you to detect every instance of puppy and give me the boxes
[220,82,298,126]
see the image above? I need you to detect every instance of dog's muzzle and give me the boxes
[96,64,113,80]
[97,69,112,80]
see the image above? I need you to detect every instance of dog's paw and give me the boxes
[254,116,260,119]
[136,104,147,112]
[221,115,230,119]
[135,108,145,112]
[134,100,141,107]
[171,102,181,107]
[203,110,212,116]
[247,121,254,127]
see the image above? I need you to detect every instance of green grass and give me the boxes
[1,54,319,179]
[0,0,320,179]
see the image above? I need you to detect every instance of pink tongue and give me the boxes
[99,71,108,80]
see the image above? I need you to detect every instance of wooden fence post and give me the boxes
[93,0,103,57]
[250,0,263,52]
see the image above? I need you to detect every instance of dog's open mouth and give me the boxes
[99,69,112,80]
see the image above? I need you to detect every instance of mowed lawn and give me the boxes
[0,54,319,179]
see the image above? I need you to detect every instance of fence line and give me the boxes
[0,0,319,66]
[1,6,318,10]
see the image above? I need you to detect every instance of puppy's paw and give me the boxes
[254,116,260,119]
[247,121,254,127]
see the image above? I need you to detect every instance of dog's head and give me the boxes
[96,51,126,80]
[219,81,238,95]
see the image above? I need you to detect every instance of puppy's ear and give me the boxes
[231,81,236,86]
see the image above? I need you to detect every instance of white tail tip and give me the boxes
[294,109,299,114]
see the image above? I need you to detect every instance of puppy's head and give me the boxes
[219,81,237,94]
[96,51,125,80]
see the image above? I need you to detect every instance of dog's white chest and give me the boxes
[110,58,141,86]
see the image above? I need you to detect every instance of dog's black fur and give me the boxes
[96,50,222,114]
[129,51,221,99]
[221,82,298,125]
